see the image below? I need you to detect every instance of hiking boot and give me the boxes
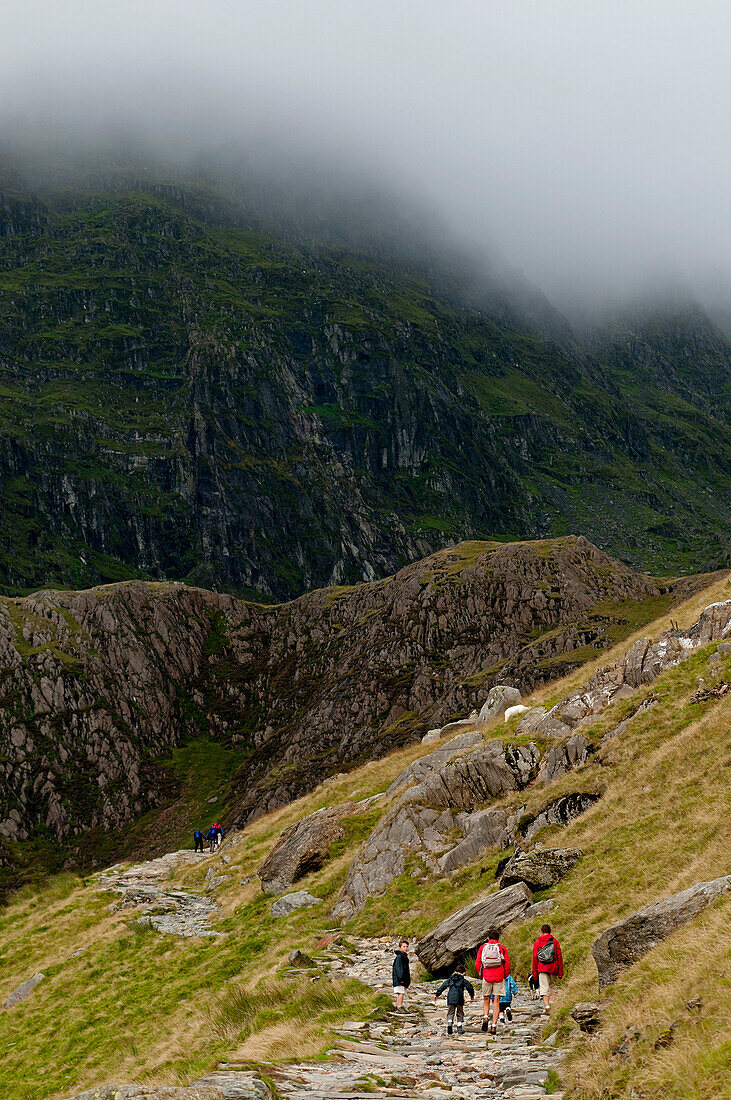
[490,1023,497,1035]
[506,1006,512,1021]
[499,1011,505,1022]
[457,1024,464,1034]
[447,1023,453,1035]
[481,1018,489,1032]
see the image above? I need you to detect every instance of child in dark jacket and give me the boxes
[392,940,411,1011]
[434,963,475,1034]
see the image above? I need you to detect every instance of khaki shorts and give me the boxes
[393,986,408,996]
[538,972,554,995]
[482,978,505,997]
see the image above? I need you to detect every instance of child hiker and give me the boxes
[490,972,518,1022]
[434,962,475,1035]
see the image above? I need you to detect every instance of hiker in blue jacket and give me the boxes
[193,829,205,853]
[434,962,475,1034]
[205,826,217,853]
[490,972,518,1022]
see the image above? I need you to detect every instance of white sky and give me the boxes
[2,0,731,307]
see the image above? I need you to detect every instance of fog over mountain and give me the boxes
[2,0,731,314]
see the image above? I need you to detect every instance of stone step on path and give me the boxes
[253,937,564,1099]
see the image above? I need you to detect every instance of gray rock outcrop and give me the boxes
[535,601,731,739]
[477,685,522,727]
[258,801,366,895]
[570,1002,606,1033]
[2,972,45,1010]
[535,735,589,784]
[500,847,582,890]
[416,882,533,972]
[521,792,599,842]
[333,740,540,919]
[592,875,731,990]
[386,731,483,797]
[271,890,321,918]
[438,807,519,875]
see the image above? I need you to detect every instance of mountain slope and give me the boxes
[0,536,711,887]
[1,167,730,598]
[0,572,728,1100]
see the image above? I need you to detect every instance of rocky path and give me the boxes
[99,850,222,937]
[209,938,565,1100]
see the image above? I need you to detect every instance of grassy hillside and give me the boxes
[0,574,729,1099]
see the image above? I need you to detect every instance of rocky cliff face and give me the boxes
[0,167,729,600]
[0,536,705,858]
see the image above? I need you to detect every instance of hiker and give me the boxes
[434,961,475,1035]
[392,939,411,1011]
[193,828,204,853]
[532,924,563,1015]
[212,822,222,851]
[206,825,217,853]
[476,926,511,1034]
[490,972,518,1022]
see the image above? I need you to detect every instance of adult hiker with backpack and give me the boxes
[532,923,563,1015]
[205,825,217,853]
[434,962,475,1035]
[476,926,511,1034]
[193,828,205,853]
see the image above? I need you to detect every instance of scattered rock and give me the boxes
[258,802,364,895]
[477,685,522,727]
[191,1076,270,1099]
[416,882,533,972]
[592,875,731,990]
[570,1001,605,1033]
[271,890,321,918]
[611,1026,642,1060]
[288,949,316,968]
[500,847,582,890]
[654,1021,682,1049]
[2,972,45,1010]
[601,697,658,746]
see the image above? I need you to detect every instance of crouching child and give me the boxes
[434,962,475,1035]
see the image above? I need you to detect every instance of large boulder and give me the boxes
[477,685,522,727]
[500,847,582,890]
[271,890,321,918]
[258,801,367,895]
[592,875,731,990]
[333,740,540,920]
[416,882,533,973]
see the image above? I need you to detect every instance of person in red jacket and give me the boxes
[532,924,563,1014]
[476,926,510,1034]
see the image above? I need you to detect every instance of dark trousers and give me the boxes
[447,1004,464,1025]
[194,838,204,852]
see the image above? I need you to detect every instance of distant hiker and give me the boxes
[476,926,511,1034]
[532,924,563,1015]
[212,822,223,851]
[206,826,217,853]
[490,972,518,1022]
[392,940,411,1011]
[194,829,204,853]
[434,962,475,1035]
